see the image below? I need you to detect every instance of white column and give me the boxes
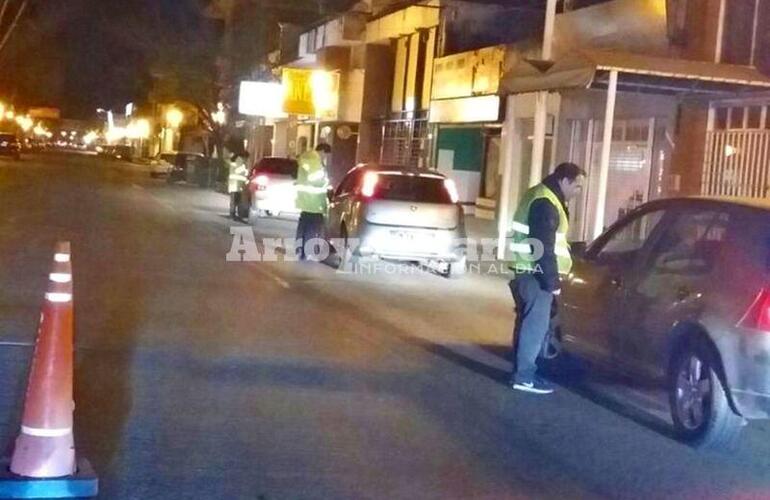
[542,0,557,61]
[529,91,548,187]
[497,96,517,260]
[528,0,558,188]
[592,70,618,240]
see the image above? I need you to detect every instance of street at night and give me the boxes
[2,0,770,498]
[1,153,770,498]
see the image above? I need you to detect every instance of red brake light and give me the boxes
[738,288,770,331]
[361,171,379,197]
[252,174,269,190]
[444,178,459,203]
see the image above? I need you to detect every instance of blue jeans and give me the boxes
[510,274,554,381]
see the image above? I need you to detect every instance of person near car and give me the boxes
[295,143,332,260]
[508,162,586,394]
[228,151,250,220]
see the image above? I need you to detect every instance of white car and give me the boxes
[149,153,176,178]
[244,157,300,223]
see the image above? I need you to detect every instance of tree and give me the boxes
[0,0,28,56]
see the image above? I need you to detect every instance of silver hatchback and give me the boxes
[326,164,467,278]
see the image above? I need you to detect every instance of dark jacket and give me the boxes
[528,175,568,292]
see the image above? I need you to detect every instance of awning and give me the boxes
[500,49,770,96]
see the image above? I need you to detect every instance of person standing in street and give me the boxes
[295,143,332,260]
[228,150,250,220]
[508,162,585,394]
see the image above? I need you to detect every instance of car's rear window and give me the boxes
[255,158,298,178]
[372,174,452,204]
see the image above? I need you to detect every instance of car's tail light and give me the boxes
[361,171,379,197]
[444,179,459,204]
[738,288,770,331]
[252,174,269,190]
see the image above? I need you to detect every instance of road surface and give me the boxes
[1,152,770,499]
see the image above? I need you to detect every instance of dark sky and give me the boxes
[0,0,207,119]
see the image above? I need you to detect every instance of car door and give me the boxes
[620,205,731,379]
[326,170,360,238]
[560,206,669,363]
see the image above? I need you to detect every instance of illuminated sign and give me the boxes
[238,81,287,118]
[28,107,61,120]
[281,69,339,119]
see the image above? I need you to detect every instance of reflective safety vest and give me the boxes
[508,183,573,275]
[295,150,330,214]
[228,159,249,193]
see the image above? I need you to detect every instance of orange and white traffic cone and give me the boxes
[0,242,97,498]
[10,241,76,478]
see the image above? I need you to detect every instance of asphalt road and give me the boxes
[1,153,770,500]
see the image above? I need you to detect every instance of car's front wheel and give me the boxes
[668,341,744,450]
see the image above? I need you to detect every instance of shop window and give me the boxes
[747,106,763,129]
[729,107,746,129]
[714,107,728,130]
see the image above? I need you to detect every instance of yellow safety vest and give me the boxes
[508,183,572,274]
[228,160,248,193]
[295,151,329,214]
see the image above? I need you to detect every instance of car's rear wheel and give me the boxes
[445,255,467,279]
[668,341,744,449]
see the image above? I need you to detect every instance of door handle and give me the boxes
[676,286,691,301]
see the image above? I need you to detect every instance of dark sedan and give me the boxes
[550,196,770,449]
[0,133,21,160]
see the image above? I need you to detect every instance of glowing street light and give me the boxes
[15,115,33,132]
[83,130,99,145]
[5,111,14,120]
[165,108,183,129]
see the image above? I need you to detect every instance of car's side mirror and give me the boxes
[570,241,588,259]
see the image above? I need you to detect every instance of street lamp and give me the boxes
[164,108,183,152]
[165,108,183,129]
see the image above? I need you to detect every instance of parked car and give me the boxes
[243,157,300,221]
[149,153,176,178]
[549,196,770,449]
[112,145,133,161]
[325,164,466,278]
[0,133,21,160]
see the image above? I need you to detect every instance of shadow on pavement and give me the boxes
[73,258,144,476]
[408,335,678,442]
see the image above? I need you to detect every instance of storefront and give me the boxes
[428,46,505,214]
[498,48,770,252]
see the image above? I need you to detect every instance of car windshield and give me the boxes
[371,174,452,204]
[253,158,298,178]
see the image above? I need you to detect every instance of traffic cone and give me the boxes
[10,241,75,478]
[0,242,97,498]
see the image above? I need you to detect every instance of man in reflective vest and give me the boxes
[295,143,332,260]
[228,151,250,220]
[508,162,585,394]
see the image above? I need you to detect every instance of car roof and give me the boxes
[352,163,447,179]
[646,196,770,212]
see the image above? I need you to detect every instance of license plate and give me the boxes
[390,230,434,242]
